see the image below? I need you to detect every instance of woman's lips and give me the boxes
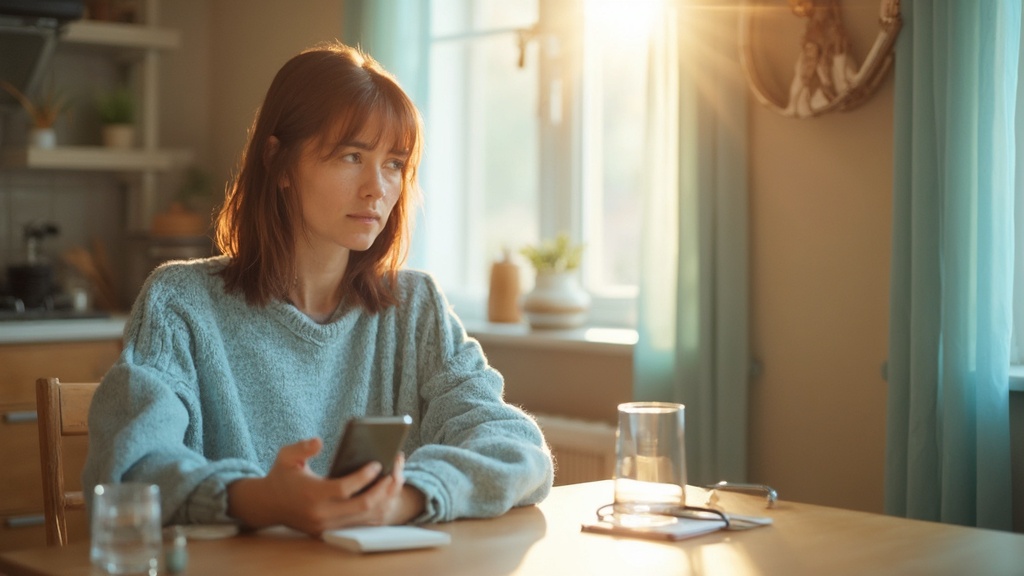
[348,212,380,224]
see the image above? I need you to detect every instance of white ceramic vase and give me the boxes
[29,127,57,149]
[522,270,591,329]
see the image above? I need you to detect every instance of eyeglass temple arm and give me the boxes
[703,481,779,509]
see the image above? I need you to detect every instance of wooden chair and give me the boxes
[35,377,98,547]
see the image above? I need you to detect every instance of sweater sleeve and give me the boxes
[400,276,554,523]
[81,268,262,526]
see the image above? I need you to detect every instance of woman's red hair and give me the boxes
[214,41,423,312]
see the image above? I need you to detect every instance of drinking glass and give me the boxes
[613,402,687,525]
[90,483,162,575]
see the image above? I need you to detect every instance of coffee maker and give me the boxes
[6,221,59,310]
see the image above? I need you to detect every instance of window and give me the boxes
[413,0,662,327]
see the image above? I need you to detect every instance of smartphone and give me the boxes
[327,415,413,481]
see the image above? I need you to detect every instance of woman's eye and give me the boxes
[384,158,406,171]
[341,152,361,163]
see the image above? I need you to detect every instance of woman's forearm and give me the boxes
[226,477,280,529]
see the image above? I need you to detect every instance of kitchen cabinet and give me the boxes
[0,339,121,551]
[0,2,192,231]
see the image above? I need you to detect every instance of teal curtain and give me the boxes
[635,2,750,486]
[886,0,1018,530]
[341,0,431,107]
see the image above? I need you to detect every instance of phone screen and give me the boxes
[327,415,413,480]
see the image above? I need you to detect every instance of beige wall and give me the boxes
[207,0,345,187]
[746,1,893,513]
[159,1,212,176]
[157,0,344,203]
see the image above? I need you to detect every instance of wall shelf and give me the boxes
[61,20,180,50]
[0,146,193,171]
[32,0,190,231]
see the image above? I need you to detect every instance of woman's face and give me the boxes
[286,121,408,255]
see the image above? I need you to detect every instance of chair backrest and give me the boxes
[35,377,98,547]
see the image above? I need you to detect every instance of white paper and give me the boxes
[322,526,452,553]
[581,517,727,541]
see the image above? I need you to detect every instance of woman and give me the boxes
[82,41,553,535]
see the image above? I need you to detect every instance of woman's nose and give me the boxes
[361,166,387,199]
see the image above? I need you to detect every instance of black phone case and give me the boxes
[328,415,412,479]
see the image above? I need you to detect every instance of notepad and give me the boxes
[581,517,727,541]
[322,526,452,553]
[582,513,772,542]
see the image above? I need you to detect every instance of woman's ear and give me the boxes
[264,135,289,188]
[264,135,280,164]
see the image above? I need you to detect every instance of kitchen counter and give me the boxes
[0,315,127,344]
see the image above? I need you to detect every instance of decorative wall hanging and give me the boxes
[740,0,902,119]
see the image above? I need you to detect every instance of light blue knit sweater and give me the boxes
[82,256,553,525]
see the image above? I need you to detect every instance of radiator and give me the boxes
[534,413,617,486]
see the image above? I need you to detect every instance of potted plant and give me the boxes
[520,233,590,329]
[520,233,585,273]
[95,86,135,148]
[1,80,69,149]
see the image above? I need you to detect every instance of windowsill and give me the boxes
[1011,366,1024,393]
[460,326,1024,390]
[463,320,637,357]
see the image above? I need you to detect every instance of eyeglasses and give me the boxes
[595,503,735,530]
[595,481,779,532]
[702,481,778,509]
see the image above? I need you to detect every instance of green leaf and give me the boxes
[519,233,585,272]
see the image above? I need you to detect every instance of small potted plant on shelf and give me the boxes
[1,80,69,149]
[519,233,590,329]
[95,86,135,148]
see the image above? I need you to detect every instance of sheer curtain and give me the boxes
[886,0,1018,530]
[634,2,750,486]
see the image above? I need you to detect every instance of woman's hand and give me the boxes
[226,438,426,536]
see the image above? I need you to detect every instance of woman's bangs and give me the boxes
[321,93,418,157]
[377,96,420,156]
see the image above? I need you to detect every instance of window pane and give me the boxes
[581,0,657,297]
[431,0,537,37]
[474,0,537,31]
[421,1,539,300]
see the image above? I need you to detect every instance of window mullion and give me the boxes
[537,0,583,242]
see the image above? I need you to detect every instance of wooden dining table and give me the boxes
[2,480,1023,575]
